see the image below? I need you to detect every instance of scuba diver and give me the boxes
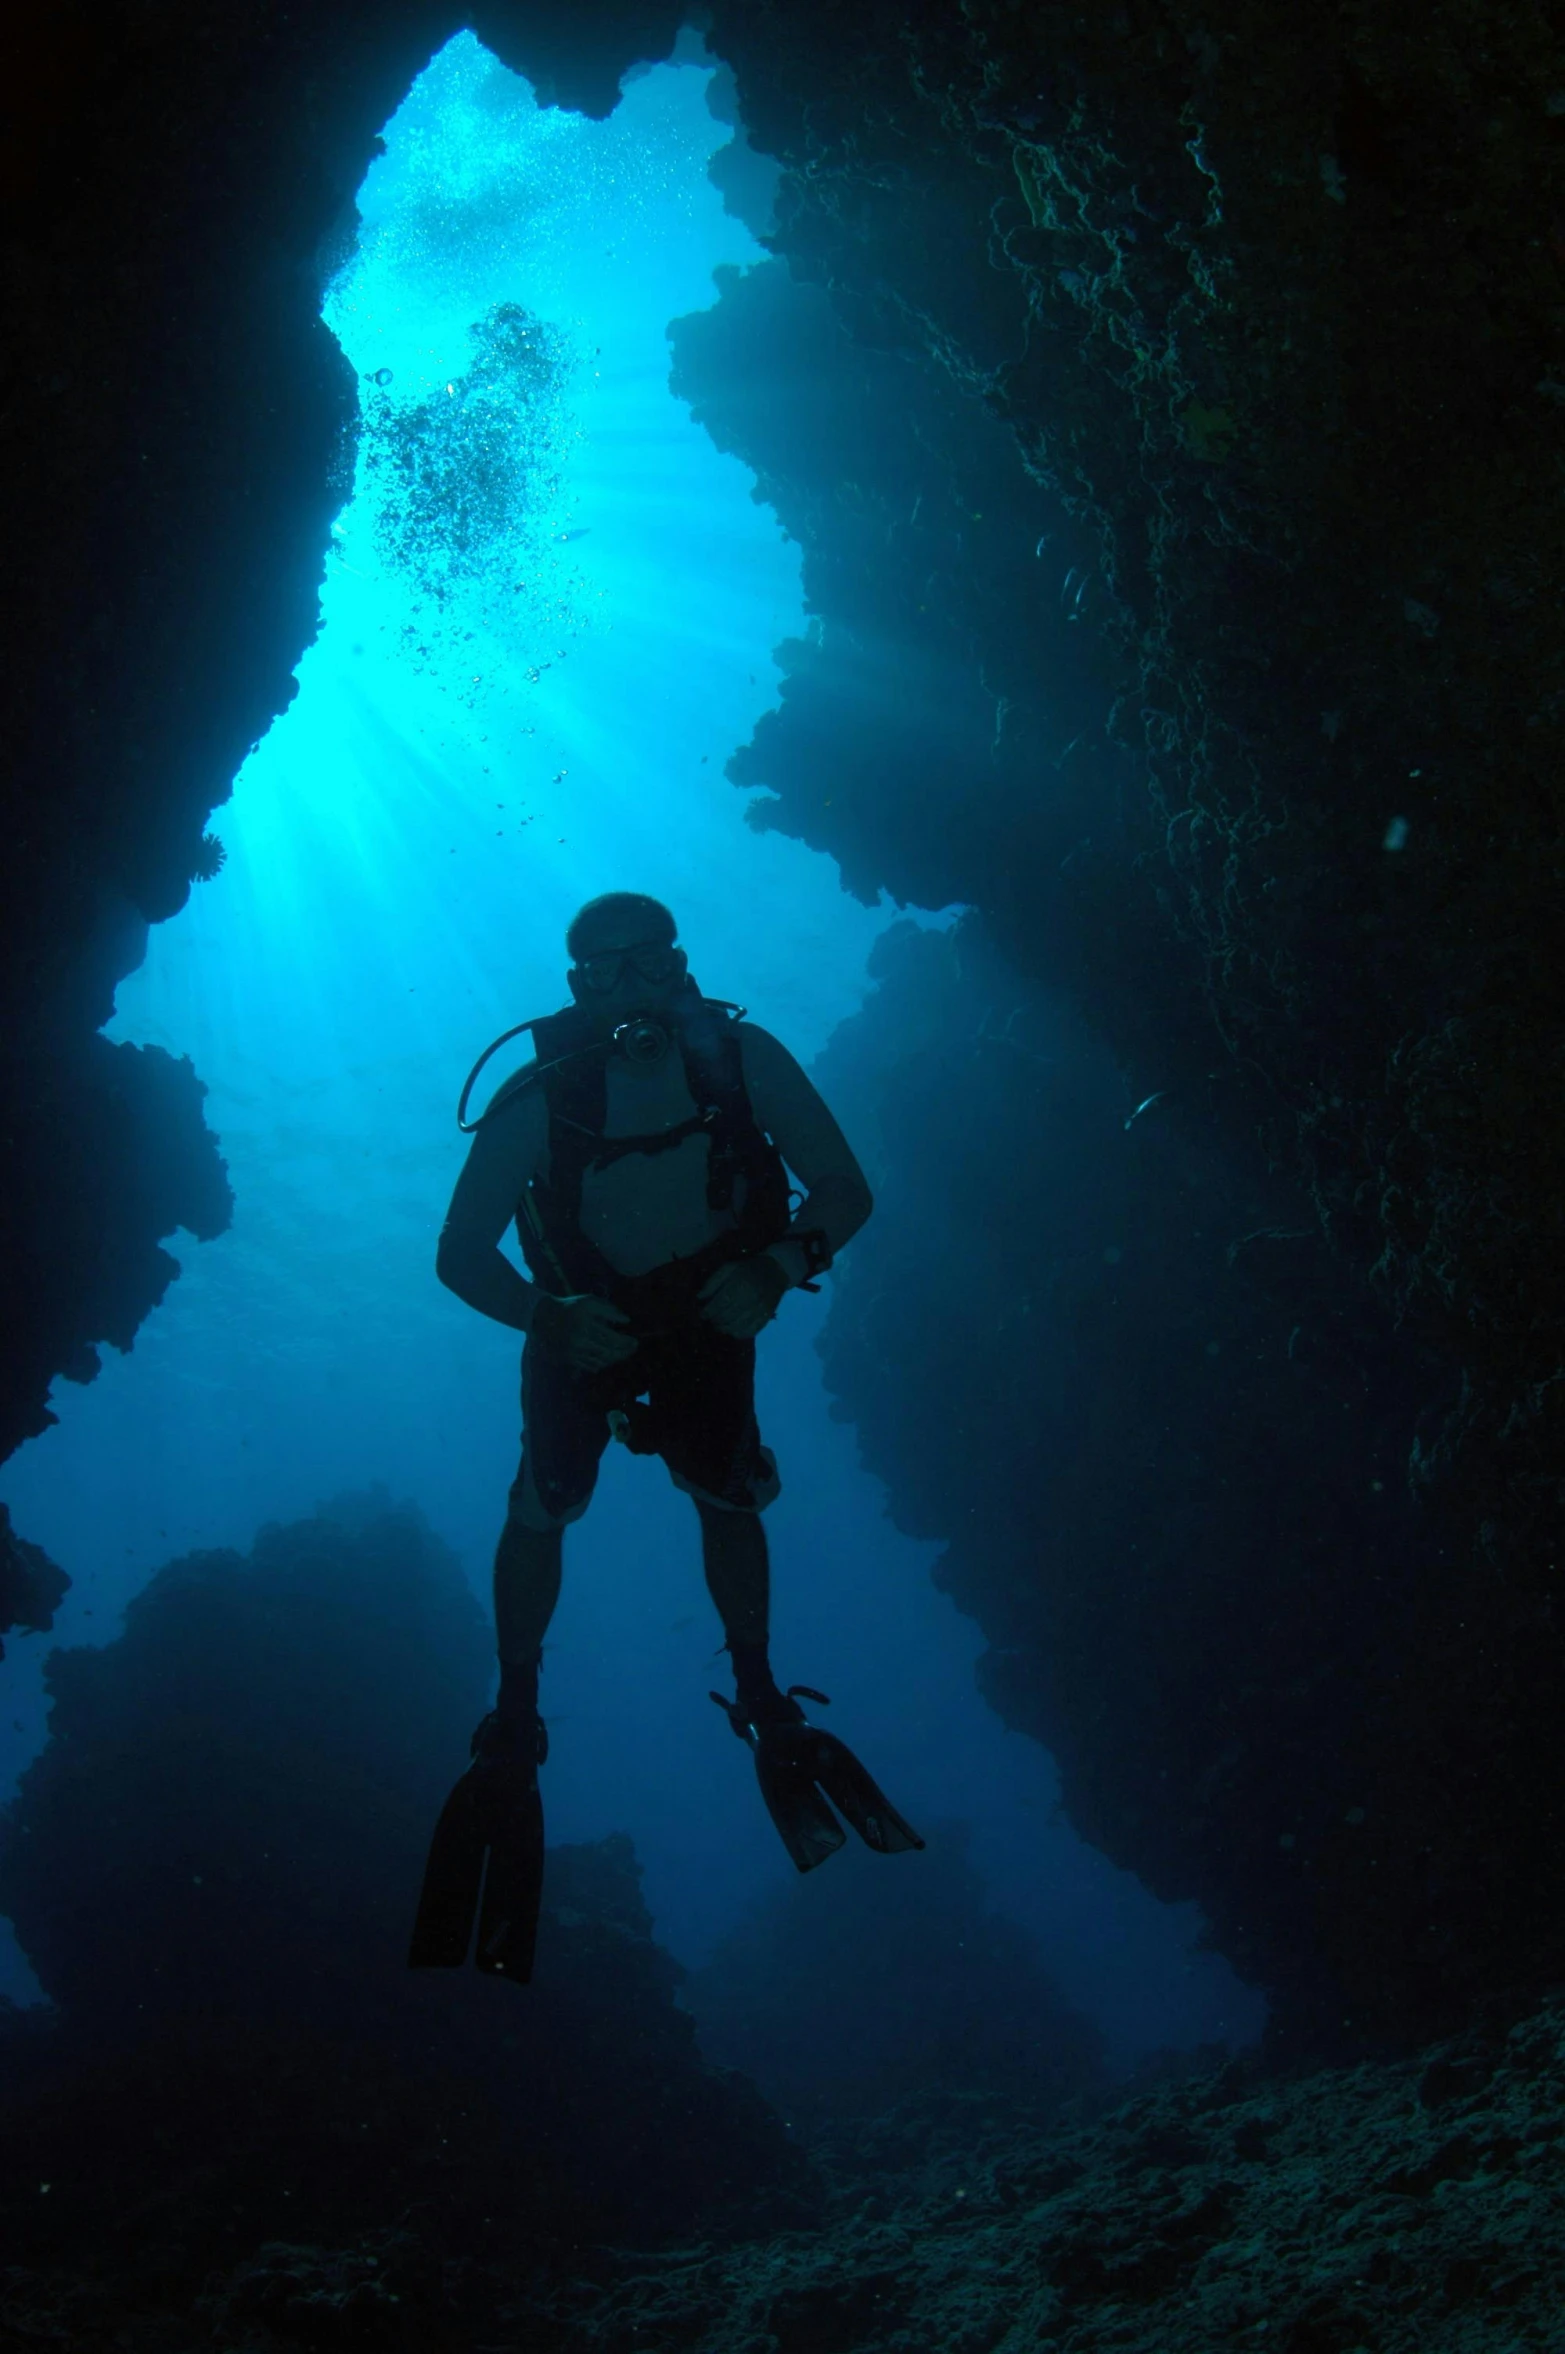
[409,892,922,1984]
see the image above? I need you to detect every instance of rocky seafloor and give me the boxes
[8,1995,1564,2352]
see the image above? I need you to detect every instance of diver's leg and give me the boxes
[493,1515,563,1699]
[695,1495,769,1652]
[696,1497,803,1733]
[474,1505,561,1778]
[492,1328,612,1722]
[664,1321,782,1697]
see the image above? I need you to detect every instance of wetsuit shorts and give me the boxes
[508,1314,781,1532]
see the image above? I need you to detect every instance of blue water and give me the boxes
[0,36,1261,2060]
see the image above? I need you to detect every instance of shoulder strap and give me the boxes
[517,997,792,1290]
[527,1005,610,1249]
[678,1004,791,1237]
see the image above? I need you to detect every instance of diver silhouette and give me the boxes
[408,892,923,1981]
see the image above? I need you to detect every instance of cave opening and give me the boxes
[0,31,1260,2064]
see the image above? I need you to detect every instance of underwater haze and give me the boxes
[0,35,1261,2064]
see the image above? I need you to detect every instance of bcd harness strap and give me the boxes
[509,990,798,1312]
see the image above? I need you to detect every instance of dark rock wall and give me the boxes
[0,1508,68,1661]
[11,1981,1565,2348]
[702,0,1565,1425]
[0,0,681,1479]
[669,255,1117,923]
[0,1039,232,1461]
[0,1496,807,2272]
[805,920,1454,2045]
[519,1994,1565,2354]
[680,1,1565,2044]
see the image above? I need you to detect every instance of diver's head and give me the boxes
[565,892,689,1042]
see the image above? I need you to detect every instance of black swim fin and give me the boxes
[711,1685,925,1875]
[409,1715,546,1982]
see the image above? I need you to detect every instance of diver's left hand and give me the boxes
[698,1253,790,1339]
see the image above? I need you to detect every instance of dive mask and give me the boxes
[573,942,683,994]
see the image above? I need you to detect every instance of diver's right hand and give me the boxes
[528,1292,638,1372]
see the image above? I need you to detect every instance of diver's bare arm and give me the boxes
[435,1082,548,1333]
[738,1024,874,1285]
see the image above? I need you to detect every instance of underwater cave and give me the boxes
[3,2,1565,2345]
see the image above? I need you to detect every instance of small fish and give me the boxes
[1124,1091,1167,1132]
[557,527,592,542]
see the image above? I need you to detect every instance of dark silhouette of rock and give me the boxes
[0,0,683,1465]
[0,1496,811,2282]
[704,65,781,237]
[0,1037,232,1461]
[514,1992,1565,2353]
[798,916,1463,2050]
[666,10,1565,2042]
[10,1986,1565,2348]
[669,255,1111,923]
[0,1506,68,1658]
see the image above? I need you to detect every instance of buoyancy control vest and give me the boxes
[506,985,792,1308]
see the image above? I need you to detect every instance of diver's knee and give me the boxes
[692,1491,757,1520]
[506,1455,592,1537]
[503,1488,579,1541]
